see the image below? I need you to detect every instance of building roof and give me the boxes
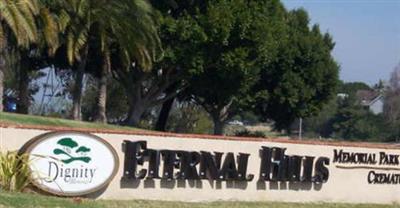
[356,90,382,106]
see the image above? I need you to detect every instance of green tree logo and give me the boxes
[53,138,91,164]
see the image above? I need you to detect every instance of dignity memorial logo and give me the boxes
[22,132,119,196]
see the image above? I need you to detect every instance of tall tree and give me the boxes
[180,0,286,135]
[48,0,160,122]
[151,0,206,131]
[113,61,179,126]
[47,0,93,120]
[253,9,339,131]
[110,0,208,127]
[0,0,40,112]
[92,0,160,123]
[15,6,58,114]
[139,0,286,134]
[332,101,385,141]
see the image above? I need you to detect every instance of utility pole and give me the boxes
[299,117,303,140]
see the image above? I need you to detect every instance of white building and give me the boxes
[356,90,384,114]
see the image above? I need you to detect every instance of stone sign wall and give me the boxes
[1,125,399,204]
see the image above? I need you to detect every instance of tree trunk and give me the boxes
[17,64,30,114]
[154,83,180,131]
[0,53,4,112]
[155,97,175,131]
[209,102,232,135]
[71,66,84,120]
[71,47,88,120]
[94,50,110,123]
[126,101,146,126]
[212,116,225,135]
[124,85,146,126]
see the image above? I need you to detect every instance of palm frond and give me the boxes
[73,28,88,60]
[13,2,38,43]
[66,31,74,63]
[18,0,39,15]
[0,0,39,47]
[40,7,59,54]
[0,1,20,43]
[57,10,71,32]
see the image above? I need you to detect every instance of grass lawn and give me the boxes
[0,191,397,208]
[0,112,285,138]
[0,112,142,132]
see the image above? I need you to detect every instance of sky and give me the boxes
[282,0,400,85]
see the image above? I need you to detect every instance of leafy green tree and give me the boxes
[338,81,371,97]
[111,5,190,126]
[165,101,213,134]
[305,81,370,138]
[115,0,253,129]
[253,9,339,131]
[303,98,338,138]
[331,102,388,141]
[114,0,239,128]
[169,0,287,135]
[151,0,207,131]
[113,62,182,126]
[0,0,40,112]
[302,80,396,141]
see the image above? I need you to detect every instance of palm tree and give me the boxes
[91,0,161,123]
[49,0,160,121]
[45,0,92,120]
[15,6,59,114]
[0,0,40,112]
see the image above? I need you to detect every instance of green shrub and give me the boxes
[235,129,266,138]
[0,151,31,192]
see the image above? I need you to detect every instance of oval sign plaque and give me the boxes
[22,131,119,196]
